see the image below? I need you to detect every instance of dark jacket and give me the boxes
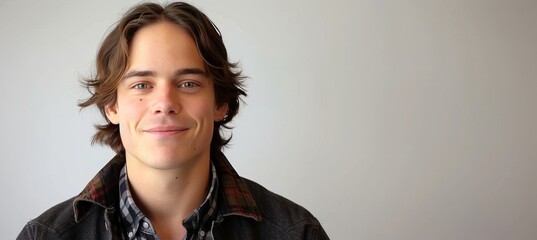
[17,153,329,239]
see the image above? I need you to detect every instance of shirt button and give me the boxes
[142,221,150,229]
[199,230,206,237]
[128,231,134,238]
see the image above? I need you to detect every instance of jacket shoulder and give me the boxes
[242,178,329,239]
[17,197,107,240]
[18,197,77,239]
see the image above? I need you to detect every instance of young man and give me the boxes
[18,2,329,240]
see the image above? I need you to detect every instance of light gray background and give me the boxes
[1,0,536,239]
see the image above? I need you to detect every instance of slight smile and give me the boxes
[143,126,189,136]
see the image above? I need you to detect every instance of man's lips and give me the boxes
[143,126,189,136]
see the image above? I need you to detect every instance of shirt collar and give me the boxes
[118,164,154,238]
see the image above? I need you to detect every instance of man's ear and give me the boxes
[105,104,120,125]
[214,103,228,122]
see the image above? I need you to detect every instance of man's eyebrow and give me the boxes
[122,68,208,80]
[122,70,156,80]
[174,68,208,77]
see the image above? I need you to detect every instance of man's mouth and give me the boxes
[143,126,189,136]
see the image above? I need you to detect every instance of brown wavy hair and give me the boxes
[79,2,246,155]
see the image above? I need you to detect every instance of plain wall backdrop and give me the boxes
[1,0,536,239]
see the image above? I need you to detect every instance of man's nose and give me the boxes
[152,84,179,115]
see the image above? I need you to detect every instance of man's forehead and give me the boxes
[124,21,207,76]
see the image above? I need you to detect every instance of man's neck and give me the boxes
[125,155,211,224]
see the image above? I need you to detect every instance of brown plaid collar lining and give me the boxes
[211,151,262,221]
[73,152,262,222]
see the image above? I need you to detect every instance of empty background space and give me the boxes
[1,0,536,239]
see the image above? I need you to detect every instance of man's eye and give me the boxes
[133,83,149,89]
[179,82,198,88]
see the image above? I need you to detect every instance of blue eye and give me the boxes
[133,83,149,89]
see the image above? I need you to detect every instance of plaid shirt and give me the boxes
[118,162,218,240]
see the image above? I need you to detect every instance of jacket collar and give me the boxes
[72,152,262,222]
[212,151,262,221]
[72,155,124,222]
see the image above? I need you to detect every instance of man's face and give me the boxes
[105,21,227,170]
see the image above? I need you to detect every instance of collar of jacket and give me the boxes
[72,152,262,223]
